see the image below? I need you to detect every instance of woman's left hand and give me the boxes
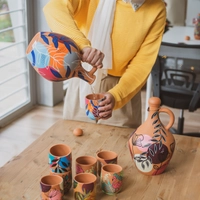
[81,47,104,69]
[98,92,115,120]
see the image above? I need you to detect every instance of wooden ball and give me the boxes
[73,128,83,136]
[185,36,190,41]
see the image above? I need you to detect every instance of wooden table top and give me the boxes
[1,120,200,200]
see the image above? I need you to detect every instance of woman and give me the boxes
[43,0,166,128]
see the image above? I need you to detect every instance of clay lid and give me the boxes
[148,97,161,109]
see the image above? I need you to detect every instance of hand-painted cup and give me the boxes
[73,173,97,200]
[76,156,97,176]
[48,143,72,173]
[40,174,63,200]
[100,164,123,195]
[96,150,118,176]
[50,170,72,195]
[85,93,105,121]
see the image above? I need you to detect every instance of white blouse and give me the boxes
[122,0,146,11]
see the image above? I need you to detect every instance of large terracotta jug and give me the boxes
[128,97,175,176]
[26,32,96,84]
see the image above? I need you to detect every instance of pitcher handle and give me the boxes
[84,66,97,84]
[78,64,97,84]
[88,66,97,77]
[158,107,175,131]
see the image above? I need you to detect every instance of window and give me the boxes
[0,0,34,127]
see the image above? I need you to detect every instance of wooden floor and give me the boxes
[0,91,200,167]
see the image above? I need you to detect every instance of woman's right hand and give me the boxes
[81,47,104,69]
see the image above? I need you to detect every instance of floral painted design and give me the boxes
[129,110,175,175]
[76,165,97,175]
[101,173,123,195]
[85,100,99,121]
[49,154,71,173]
[26,32,93,83]
[85,166,97,175]
[73,181,95,200]
[41,184,51,193]
[63,173,72,194]
[40,186,63,200]
[47,189,62,200]
[76,165,85,174]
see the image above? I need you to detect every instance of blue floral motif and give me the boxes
[27,41,50,68]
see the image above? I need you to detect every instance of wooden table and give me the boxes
[1,120,200,200]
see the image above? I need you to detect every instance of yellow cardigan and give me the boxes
[43,0,166,109]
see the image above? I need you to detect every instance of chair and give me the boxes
[151,42,200,137]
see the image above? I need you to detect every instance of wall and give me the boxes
[185,0,200,26]
[165,0,200,27]
[32,0,64,106]
[165,0,187,26]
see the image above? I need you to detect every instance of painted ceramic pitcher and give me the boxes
[128,97,175,176]
[26,32,96,83]
[193,13,200,40]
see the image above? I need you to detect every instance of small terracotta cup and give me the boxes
[40,174,63,200]
[85,93,105,121]
[101,164,123,195]
[48,143,72,173]
[76,155,97,176]
[96,150,118,176]
[73,173,97,200]
[50,170,72,195]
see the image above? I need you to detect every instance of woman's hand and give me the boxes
[81,47,104,69]
[98,92,115,120]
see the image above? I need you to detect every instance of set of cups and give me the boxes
[40,144,72,199]
[40,144,123,199]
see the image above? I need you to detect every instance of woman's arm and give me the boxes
[109,5,166,110]
[43,0,104,69]
[43,0,90,50]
